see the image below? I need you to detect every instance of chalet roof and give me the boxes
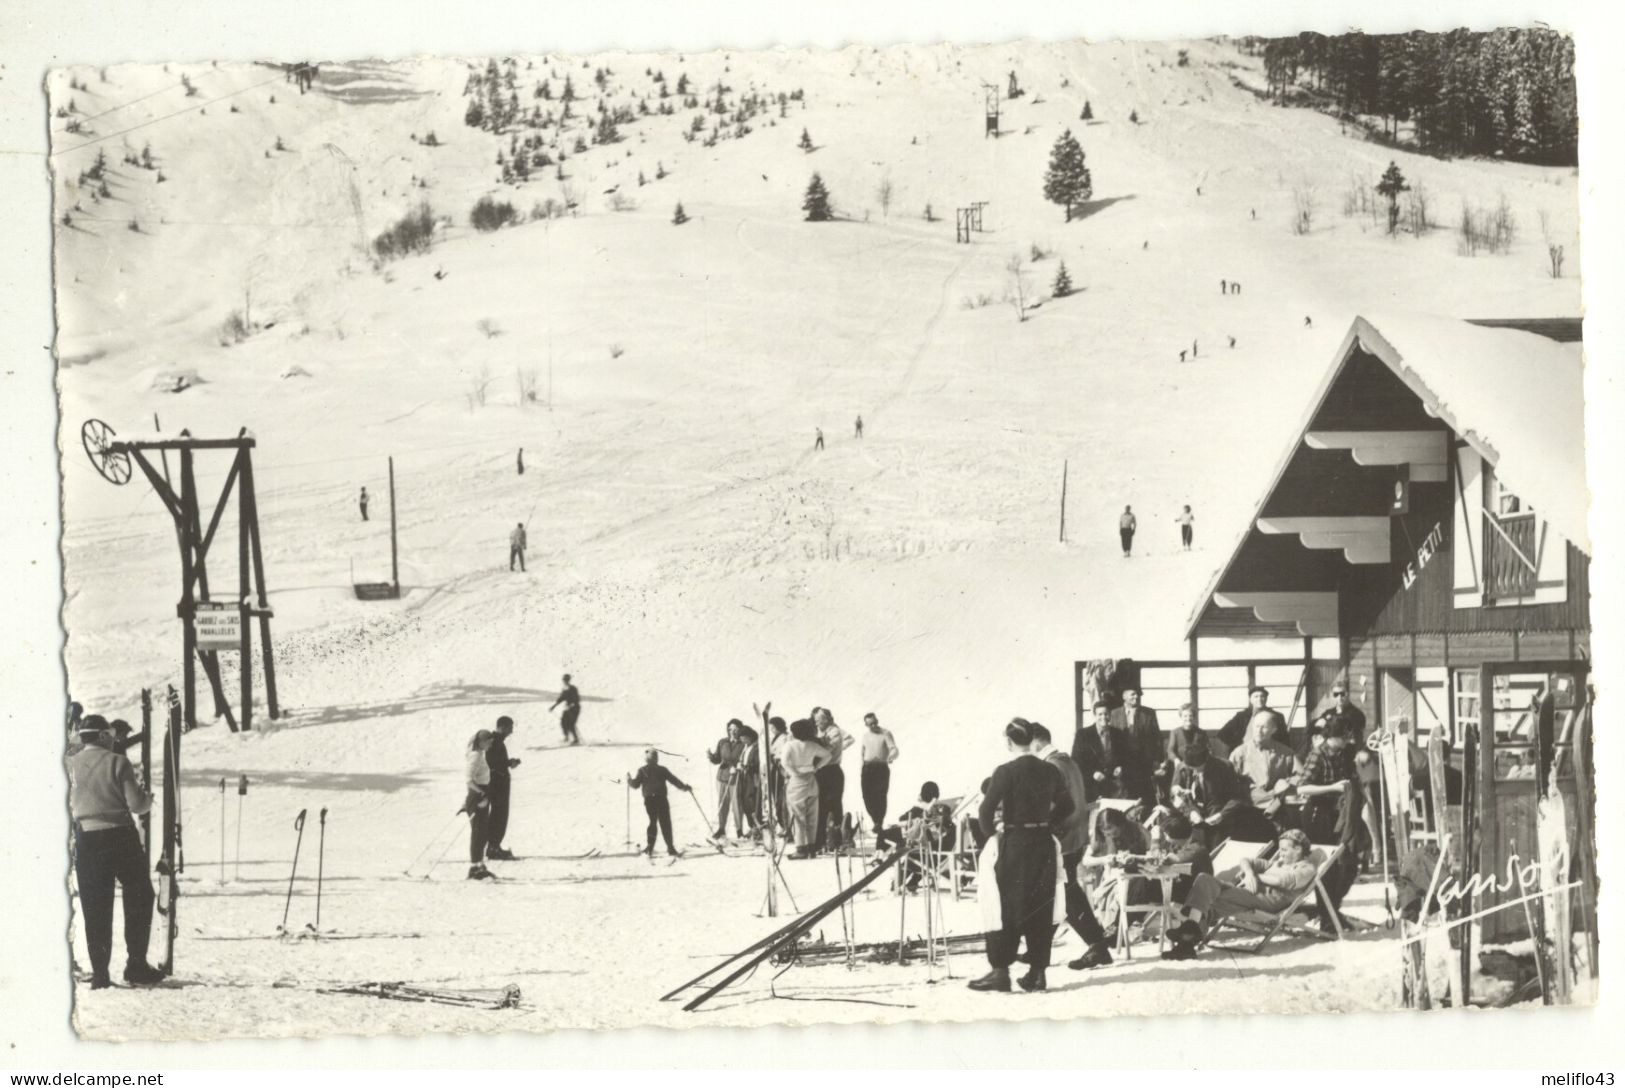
[1186,313,1588,640]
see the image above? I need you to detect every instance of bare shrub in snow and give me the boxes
[1291,182,1317,235]
[1457,194,1516,256]
[219,310,251,346]
[466,365,493,410]
[1006,253,1030,322]
[608,193,637,212]
[609,343,626,359]
[1406,183,1434,237]
[373,202,435,262]
[476,319,502,339]
[470,195,519,231]
[517,367,540,404]
[875,176,893,218]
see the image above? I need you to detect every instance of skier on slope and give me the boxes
[484,716,521,861]
[461,730,497,880]
[629,749,691,856]
[509,522,527,572]
[67,715,164,988]
[549,674,581,744]
[359,487,369,522]
[1176,504,1195,551]
[1118,505,1138,557]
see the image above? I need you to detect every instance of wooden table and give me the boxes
[1107,859,1193,960]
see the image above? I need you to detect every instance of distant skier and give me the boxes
[509,522,527,572]
[1228,335,1237,349]
[1176,505,1195,551]
[359,487,369,522]
[1220,279,1227,295]
[1233,282,1241,295]
[1179,350,1187,363]
[549,674,581,744]
[484,716,521,861]
[855,415,864,439]
[629,749,691,857]
[517,447,525,476]
[461,729,496,880]
[1192,339,1199,358]
[1119,505,1137,556]
[1304,315,1313,328]
[67,715,163,988]
[814,427,825,451]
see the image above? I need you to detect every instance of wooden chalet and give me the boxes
[1183,313,1593,944]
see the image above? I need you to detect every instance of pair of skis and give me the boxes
[278,807,329,936]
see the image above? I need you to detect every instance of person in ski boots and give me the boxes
[629,749,691,857]
[549,674,581,744]
[463,730,497,879]
[67,716,164,988]
[485,716,521,861]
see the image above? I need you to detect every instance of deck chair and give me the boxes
[1207,844,1345,954]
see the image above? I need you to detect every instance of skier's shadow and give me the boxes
[272,681,610,731]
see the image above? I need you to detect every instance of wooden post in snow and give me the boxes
[1059,460,1068,543]
[388,456,399,592]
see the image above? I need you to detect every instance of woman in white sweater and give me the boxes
[463,730,496,880]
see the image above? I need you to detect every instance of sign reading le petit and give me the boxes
[1401,521,1445,591]
[195,601,242,650]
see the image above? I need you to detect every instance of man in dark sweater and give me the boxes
[629,749,692,856]
[970,719,1075,994]
[549,675,581,744]
[1218,687,1285,753]
[485,716,521,860]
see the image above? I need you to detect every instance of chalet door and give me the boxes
[1477,664,1586,941]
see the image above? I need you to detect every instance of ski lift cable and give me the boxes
[53,72,290,157]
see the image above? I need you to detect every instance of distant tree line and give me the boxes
[1256,28,1577,165]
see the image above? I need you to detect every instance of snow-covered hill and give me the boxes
[50,38,1581,1035]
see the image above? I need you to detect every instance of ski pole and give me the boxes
[424,810,466,878]
[280,809,307,933]
[219,778,227,884]
[686,788,724,853]
[311,808,328,933]
[405,809,462,876]
[235,775,248,882]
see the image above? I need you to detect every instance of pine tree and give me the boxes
[465,99,485,128]
[1081,100,1093,121]
[1375,160,1409,234]
[802,173,833,221]
[1042,129,1093,222]
[798,127,814,152]
[596,112,620,145]
[1052,261,1074,298]
[672,201,689,225]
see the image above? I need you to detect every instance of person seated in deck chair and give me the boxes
[1163,828,1319,959]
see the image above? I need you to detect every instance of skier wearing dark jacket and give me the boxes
[969,718,1075,994]
[629,750,692,856]
[485,716,521,860]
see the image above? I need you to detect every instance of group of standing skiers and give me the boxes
[1116,504,1196,557]
[703,707,899,861]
